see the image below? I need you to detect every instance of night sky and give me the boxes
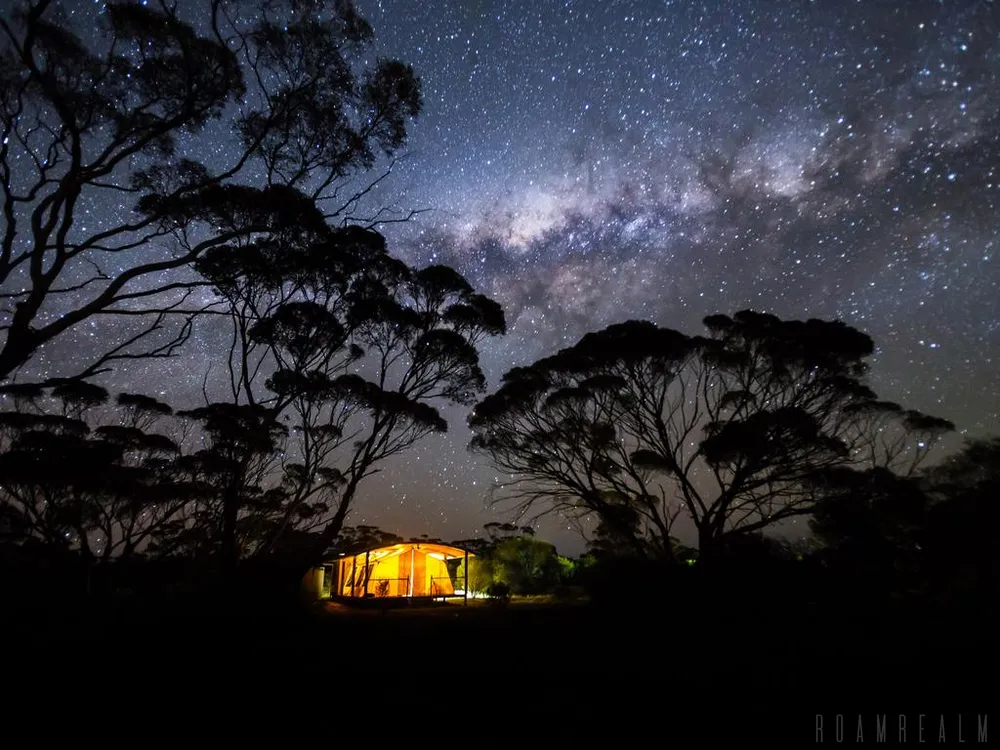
[24,0,1000,555]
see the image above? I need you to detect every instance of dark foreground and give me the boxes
[5,587,993,743]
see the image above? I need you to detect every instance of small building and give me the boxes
[309,541,472,602]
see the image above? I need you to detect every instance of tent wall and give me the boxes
[326,543,467,599]
[412,551,427,596]
[398,551,412,596]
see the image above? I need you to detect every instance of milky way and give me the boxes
[23,0,1000,554]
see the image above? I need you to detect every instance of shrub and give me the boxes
[485,581,511,602]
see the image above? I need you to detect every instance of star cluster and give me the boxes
[29,0,1000,553]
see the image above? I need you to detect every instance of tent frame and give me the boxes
[323,542,471,605]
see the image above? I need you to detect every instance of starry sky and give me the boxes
[16,0,1000,555]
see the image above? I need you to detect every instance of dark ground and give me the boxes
[4,586,993,744]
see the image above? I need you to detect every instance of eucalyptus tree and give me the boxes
[0,0,421,382]
[196,217,505,564]
[470,311,953,562]
[0,382,192,567]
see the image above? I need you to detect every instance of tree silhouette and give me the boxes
[483,521,534,541]
[0,0,421,382]
[809,466,929,589]
[452,524,571,596]
[0,380,390,577]
[922,435,1000,497]
[0,228,504,578]
[919,436,1000,596]
[174,403,288,570]
[491,535,568,595]
[470,311,953,562]
[586,507,653,559]
[328,524,404,556]
[0,383,194,578]
[197,221,505,565]
[809,436,1000,597]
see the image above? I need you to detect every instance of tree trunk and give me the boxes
[697,525,719,568]
[0,312,41,382]
[220,482,240,575]
[308,493,353,563]
[661,536,681,566]
[275,480,361,597]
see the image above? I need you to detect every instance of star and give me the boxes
[7,0,998,555]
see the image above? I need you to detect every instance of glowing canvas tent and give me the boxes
[318,542,471,601]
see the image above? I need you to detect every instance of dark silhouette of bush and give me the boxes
[579,556,676,607]
[486,581,511,602]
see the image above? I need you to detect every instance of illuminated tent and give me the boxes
[314,542,472,600]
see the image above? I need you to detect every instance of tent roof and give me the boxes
[325,541,473,563]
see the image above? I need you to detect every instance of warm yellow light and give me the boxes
[323,542,473,599]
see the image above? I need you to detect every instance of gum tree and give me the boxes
[195,216,506,564]
[0,0,421,382]
[470,311,953,562]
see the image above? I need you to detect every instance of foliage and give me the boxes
[0,1,505,580]
[0,383,191,563]
[485,581,510,602]
[470,311,953,562]
[491,536,571,595]
[171,403,288,568]
[921,435,1000,498]
[454,525,575,596]
[912,437,1000,593]
[810,468,927,562]
[329,525,404,556]
[483,521,535,541]
[0,384,344,573]
[198,221,505,562]
[450,537,496,557]
[456,555,497,596]
[807,435,1000,597]
[585,508,647,559]
[576,555,676,605]
[0,0,422,382]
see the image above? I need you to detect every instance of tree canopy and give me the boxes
[0,0,422,382]
[194,218,505,563]
[0,383,193,562]
[470,310,954,562]
[0,1,509,576]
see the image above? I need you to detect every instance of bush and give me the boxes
[485,581,511,602]
[580,556,673,606]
